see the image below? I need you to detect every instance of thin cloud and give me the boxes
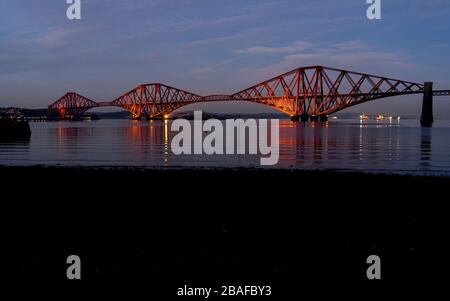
[235,41,416,87]
[35,28,80,48]
[192,56,246,75]
[233,41,314,55]
[430,43,449,48]
[333,40,368,51]
[187,32,247,48]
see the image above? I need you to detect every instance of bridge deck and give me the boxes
[434,90,450,96]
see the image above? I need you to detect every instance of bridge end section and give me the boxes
[421,82,434,127]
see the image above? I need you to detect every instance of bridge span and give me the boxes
[48,66,449,127]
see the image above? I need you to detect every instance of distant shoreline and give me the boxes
[1,107,424,121]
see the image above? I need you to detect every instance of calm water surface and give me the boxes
[1,119,450,175]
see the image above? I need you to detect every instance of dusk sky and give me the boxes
[1,0,450,117]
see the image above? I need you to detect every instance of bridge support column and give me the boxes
[145,115,161,121]
[319,115,328,122]
[310,115,319,122]
[421,82,434,127]
[290,115,300,121]
[300,114,309,122]
[132,116,142,121]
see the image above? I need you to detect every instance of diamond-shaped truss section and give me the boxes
[231,66,424,116]
[48,92,98,119]
[111,83,203,117]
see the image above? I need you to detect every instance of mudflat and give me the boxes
[1,166,447,287]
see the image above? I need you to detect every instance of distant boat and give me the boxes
[359,114,369,120]
[376,114,384,121]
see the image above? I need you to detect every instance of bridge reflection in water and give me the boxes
[4,119,447,174]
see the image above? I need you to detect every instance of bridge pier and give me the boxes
[132,116,142,121]
[144,115,163,121]
[300,114,309,122]
[145,115,161,121]
[291,114,328,122]
[421,82,434,127]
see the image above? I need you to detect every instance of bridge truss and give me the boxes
[49,66,448,120]
[231,66,424,117]
[111,84,203,118]
[48,92,98,120]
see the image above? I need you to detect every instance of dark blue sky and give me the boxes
[1,0,449,117]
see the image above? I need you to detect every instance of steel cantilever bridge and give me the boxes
[48,65,450,126]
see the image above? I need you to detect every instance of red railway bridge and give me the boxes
[48,66,450,127]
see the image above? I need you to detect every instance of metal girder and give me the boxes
[231,66,424,117]
[110,83,203,118]
[48,92,98,119]
[49,66,442,119]
[433,90,450,96]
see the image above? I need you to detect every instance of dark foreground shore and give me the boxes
[1,166,448,292]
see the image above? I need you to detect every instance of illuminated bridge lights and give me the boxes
[49,65,443,120]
